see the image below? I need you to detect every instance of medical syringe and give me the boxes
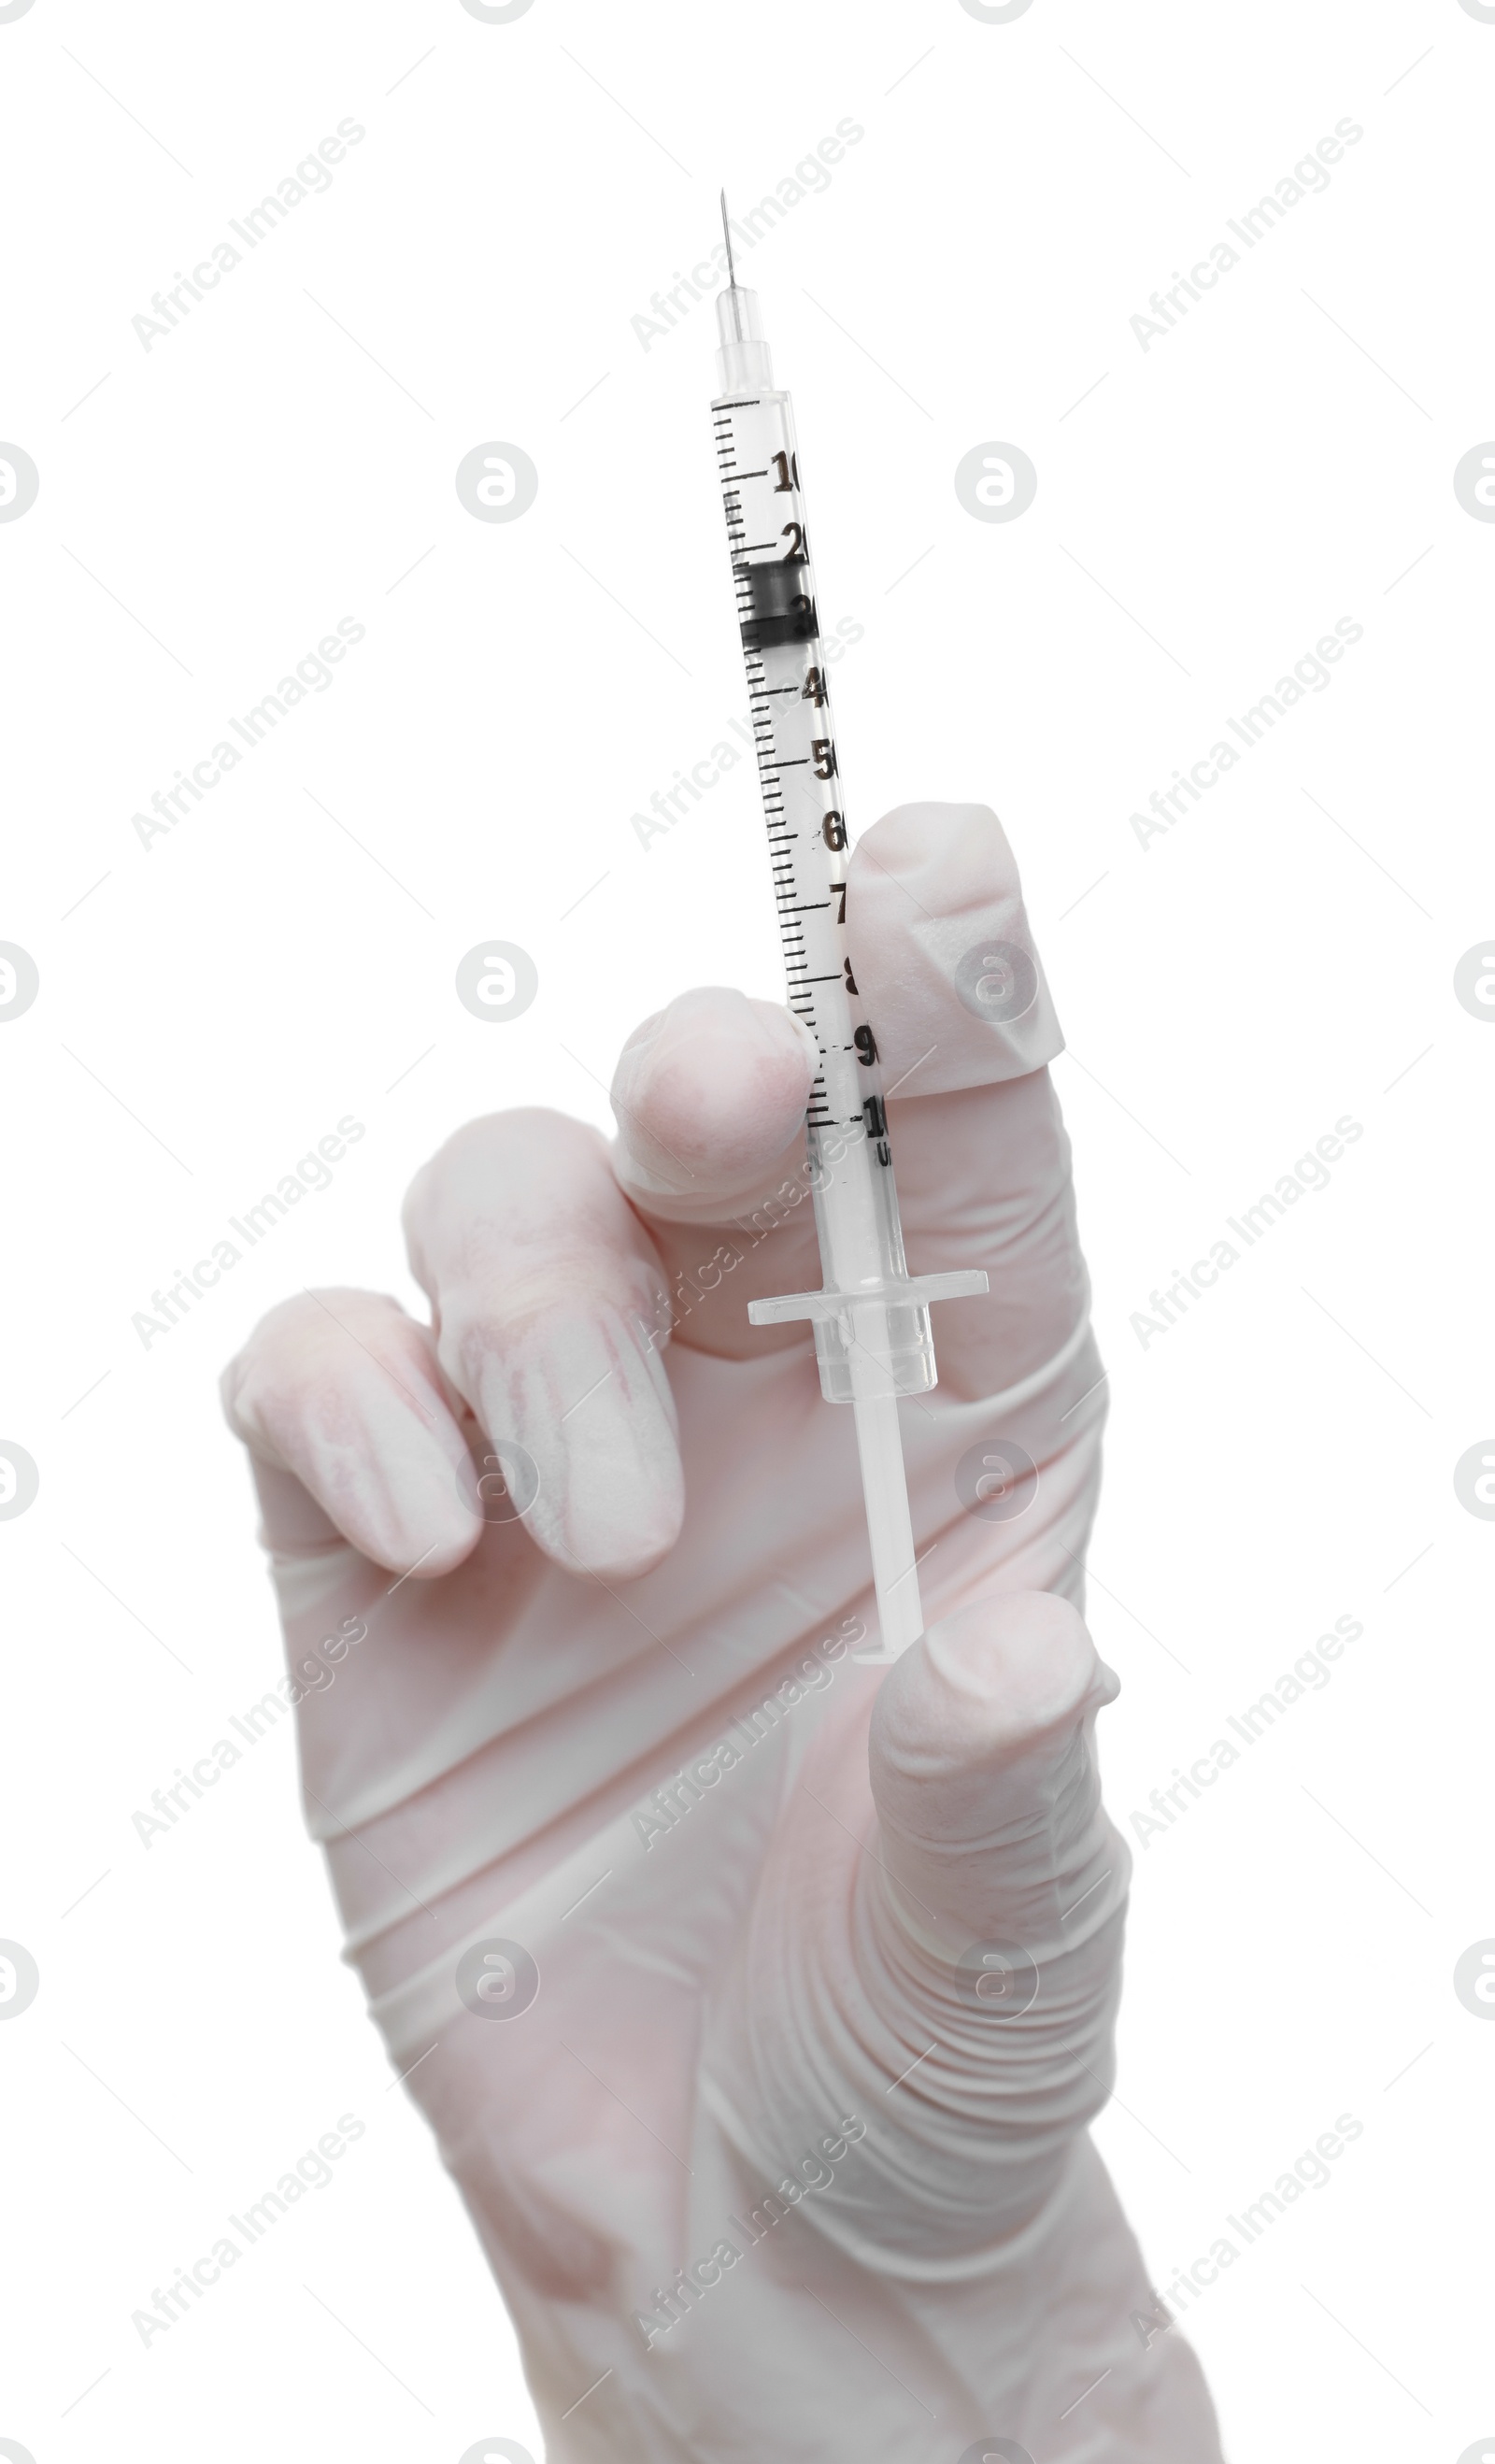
[711,199,988,1659]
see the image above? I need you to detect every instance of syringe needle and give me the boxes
[719,188,737,289]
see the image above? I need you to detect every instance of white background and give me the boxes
[1,0,1491,2457]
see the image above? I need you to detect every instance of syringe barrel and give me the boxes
[713,362,938,1407]
[805,1129,937,1403]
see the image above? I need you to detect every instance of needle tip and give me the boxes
[719,188,737,290]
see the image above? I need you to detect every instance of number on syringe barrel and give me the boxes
[781,522,805,558]
[772,450,801,492]
[863,1094,890,1165]
[812,738,837,780]
[801,666,827,707]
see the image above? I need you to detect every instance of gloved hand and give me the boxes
[221,805,1223,2464]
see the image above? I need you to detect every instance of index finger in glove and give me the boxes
[611,805,1088,1396]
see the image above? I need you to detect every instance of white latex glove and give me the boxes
[222,805,1224,2464]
